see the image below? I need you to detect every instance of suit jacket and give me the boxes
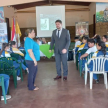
[50,28,70,54]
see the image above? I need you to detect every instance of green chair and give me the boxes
[0,60,17,88]
[79,49,88,76]
[10,53,27,74]
[0,57,23,81]
[0,76,7,104]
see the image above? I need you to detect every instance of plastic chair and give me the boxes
[0,57,23,81]
[0,76,7,104]
[85,57,108,89]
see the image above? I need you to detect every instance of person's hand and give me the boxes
[80,56,83,60]
[62,49,67,54]
[34,60,37,66]
[49,50,52,53]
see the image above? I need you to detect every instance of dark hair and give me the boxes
[103,35,108,40]
[97,41,106,56]
[9,41,16,47]
[88,39,95,44]
[94,35,101,43]
[74,36,79,40]
[0,43,9,55]
[82,36,89,41]
[55,20,62,24]
[25,29,34,37]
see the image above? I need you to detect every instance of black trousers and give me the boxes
[26,60,38,90]
[55,53,68,77]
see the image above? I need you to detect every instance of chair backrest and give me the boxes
[87,57,108,72]
[80,49,88,55]
[87,53,94,62]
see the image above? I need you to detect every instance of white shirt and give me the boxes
[75,41,81,48]
[56,28,62,38]
[86,45,97,54]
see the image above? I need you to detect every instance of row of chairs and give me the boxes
[74,49,108,89]
[0,51,26,104]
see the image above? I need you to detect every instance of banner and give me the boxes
[96,3,108,22]
[75,22,89,37]
[0,7,4,23]
[0,23,8,49]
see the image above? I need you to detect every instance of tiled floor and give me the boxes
[0,61,108,108]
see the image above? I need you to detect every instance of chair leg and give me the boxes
[104,73,106,85]
[90,73,93,89]
[13,71,17,88]
[2,83,7,104]
[20,67,23,81]
[85,70,88,85]
[104,73,108,89]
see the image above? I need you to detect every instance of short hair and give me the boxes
[103,35,108,39]
[82,36,89,40]
[55,20,62,24]
[74,36,79,40]
[88,39,95,44]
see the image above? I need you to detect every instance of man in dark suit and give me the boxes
[49,20,70,80]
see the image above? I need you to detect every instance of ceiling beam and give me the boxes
[15,8,90,13]
[12,1,49,10]
[52,1,91,6]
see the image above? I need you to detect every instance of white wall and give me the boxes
[4,6,15,26]
[89,2,96,25]
[16,5,89,28]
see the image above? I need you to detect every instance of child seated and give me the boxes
[0,43,28,80]
[102,35,108,49]
[74,36,81,54]
[88,41,108,83]
[80,39,97,72]
[77,36,89,61]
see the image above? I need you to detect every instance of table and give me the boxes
[40,44,54,59]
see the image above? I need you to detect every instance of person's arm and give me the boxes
[28,49,37,66]
[64,30,70,50]
[49,31,55,51]
[80,53,88,59]
[62,30,70,54]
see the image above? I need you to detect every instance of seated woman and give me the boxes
[0,74,11,101]
[0,43,28,80]
[19,42,25,51]
[102,35,108,49]
[88,41,108,83]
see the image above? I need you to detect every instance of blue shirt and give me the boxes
[24,37,40,61]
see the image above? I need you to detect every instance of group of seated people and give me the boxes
[36,37,47,45]
[0,40,28,101]
[74,34,108,83]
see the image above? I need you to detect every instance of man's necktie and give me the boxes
[58,30,60,38]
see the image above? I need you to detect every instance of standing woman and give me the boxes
[24,29,40,91]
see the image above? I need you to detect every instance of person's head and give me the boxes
[87,39,95,48]
[42,38,46,42]
[9,41,17,48]
[37,39,40,44]
[82,36,89,44]
[102,35,108,42]
[25,29,35,39]
[55,20,62,30]
[2,43,9,51]
[94,35,101,43]
[97,41,106,55]
[74,36,79,42]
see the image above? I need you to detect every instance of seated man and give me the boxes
[80,39,97,72]
[0,74,11,101]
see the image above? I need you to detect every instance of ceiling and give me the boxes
[12,0,91,10]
